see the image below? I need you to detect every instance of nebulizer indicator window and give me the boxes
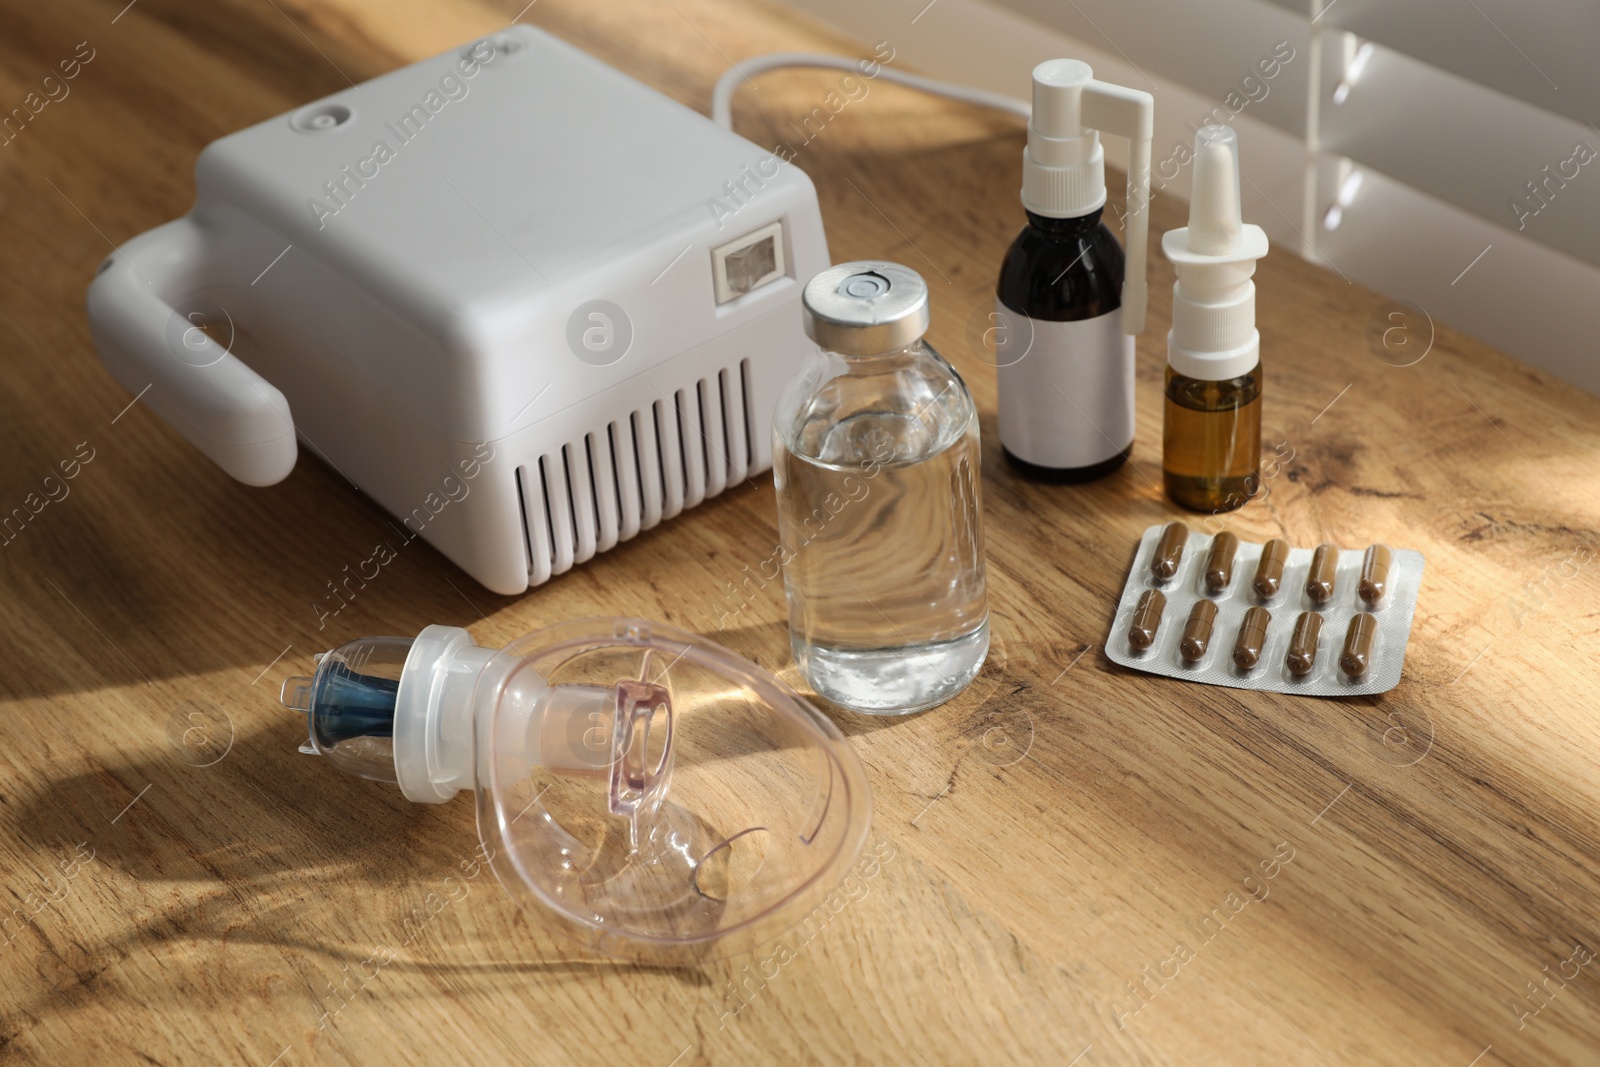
[283,618,870,963]
[713,221,786,303]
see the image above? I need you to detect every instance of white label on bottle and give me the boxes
[994,303,1134,470]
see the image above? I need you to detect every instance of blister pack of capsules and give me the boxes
[1104,523,1425,696]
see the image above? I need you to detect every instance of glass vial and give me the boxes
[1162,365,1261,512]
[773,261,989,715]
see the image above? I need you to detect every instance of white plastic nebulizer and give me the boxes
[87,24,829,594]
[280,618,871,962]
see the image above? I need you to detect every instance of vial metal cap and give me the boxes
[801,261,931,356]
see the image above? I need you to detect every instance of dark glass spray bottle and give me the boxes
[1160,125,1267,512]
[994,59,1152,481]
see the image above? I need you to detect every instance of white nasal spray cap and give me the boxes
[1022,60,1154,336]
[1161,125,1269,381]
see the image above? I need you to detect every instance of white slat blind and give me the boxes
[781,0,1600,394]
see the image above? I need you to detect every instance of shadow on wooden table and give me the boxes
[6,715,720,1022]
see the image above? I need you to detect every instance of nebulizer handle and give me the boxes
[86,216,299,487]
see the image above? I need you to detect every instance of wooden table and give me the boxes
[4,0,1599,1063]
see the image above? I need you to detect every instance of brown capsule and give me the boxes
[1204,532,1240,593]
[1340,613,1378,677]
[1358,544,1393,606]
[1180,599,1219,662]
[1232,606,1272,670]
[1251,539,1291,599]
[1151,522,1190,581]
[1286,611,1323,676]
[1305,543,1339,604]
[1128,589,1166,650]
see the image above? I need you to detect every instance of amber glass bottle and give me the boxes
[1162,365,1260,512]
[1161,124,1268,514]
[996,208,1132,482]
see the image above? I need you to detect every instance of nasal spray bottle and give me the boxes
[996,60,1153,481]
[1160,125,1268,512]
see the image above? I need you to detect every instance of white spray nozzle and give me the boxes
[1187,125,1243,255]
[1162,125,1269,382]
[1022,60,1153,336]
[1030,59,1093,142]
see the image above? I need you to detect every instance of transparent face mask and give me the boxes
[283,618,872,964]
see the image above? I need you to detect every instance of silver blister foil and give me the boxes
[1104,524,1425,696]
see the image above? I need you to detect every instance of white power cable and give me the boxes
[710,52,1030,130]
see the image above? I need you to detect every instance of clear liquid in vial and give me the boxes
[775,403,988,715]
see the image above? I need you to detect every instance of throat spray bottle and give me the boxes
[1161,124,1268,511]
[996,60,1153,481]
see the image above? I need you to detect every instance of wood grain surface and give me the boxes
[3,0,1599,1064]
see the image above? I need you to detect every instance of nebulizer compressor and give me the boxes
[90,22,1166,961]
[86,25,831,596]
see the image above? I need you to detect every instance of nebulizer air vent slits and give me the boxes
[282,618,871,962]
[514,363,755,586]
